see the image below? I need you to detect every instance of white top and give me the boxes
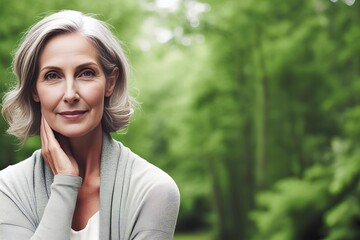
[70,211,99,240]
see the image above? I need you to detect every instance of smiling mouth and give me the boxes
[59,110,87,120]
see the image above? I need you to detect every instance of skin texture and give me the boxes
[32,33,118,230]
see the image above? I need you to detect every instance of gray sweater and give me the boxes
[0,134,180,240]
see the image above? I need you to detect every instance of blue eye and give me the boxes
[44,72,60,80]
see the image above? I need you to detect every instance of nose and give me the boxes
[63,79,80,104]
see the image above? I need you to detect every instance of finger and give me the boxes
[40,117,49,160]
[46,157,56,175]
[54,133,78,174]
[42,118,57,146]
[41,118,79,176]
[40,117,47,148]
[40,117,57,174]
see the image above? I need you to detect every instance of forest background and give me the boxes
[0,0,359,239]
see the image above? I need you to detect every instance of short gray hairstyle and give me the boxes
[2,10,134,143]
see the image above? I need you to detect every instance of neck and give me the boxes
[66,125,103,181]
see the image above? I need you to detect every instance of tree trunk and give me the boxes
[255,24,270,190]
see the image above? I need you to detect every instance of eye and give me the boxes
[44,71,60,80]
[79,69,95,78]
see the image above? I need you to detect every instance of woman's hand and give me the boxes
[40,117,79,176]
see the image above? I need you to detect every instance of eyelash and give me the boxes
[43,69,96,80]
[44,72,60,80]
[79,69,95,78]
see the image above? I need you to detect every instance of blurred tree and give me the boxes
[187,0,360,238]
[251,0,360,239]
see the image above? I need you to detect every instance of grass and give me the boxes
[174,231,213,240]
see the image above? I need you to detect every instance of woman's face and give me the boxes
[33,33,117,138]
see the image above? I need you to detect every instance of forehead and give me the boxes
[39,33,100,68]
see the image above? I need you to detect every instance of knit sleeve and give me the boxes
[0,173,81,240]
[130,179,181,240]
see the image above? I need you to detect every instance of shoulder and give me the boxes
[115,140,180,206]
[121,142,179,195]
[0,150,42,229]
[0,150,40,199]
[115,142,180,235]
[0,150,40,189]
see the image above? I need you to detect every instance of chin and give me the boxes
[54,126,99,139]
[49,119,103,139]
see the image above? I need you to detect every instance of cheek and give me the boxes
[92,94,105,115]
[81,85,106,113]
[37,89,60,112]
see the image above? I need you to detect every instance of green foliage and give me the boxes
[252,126,360,239]
[251,165,331,239]
[252,142,360,239]
[329,139,360,195]
[325,196,360,240]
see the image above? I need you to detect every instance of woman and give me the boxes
[0,10,180,240]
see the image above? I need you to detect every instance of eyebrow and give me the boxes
[39,62,100,72]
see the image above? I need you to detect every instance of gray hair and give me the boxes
[1,10,134,143]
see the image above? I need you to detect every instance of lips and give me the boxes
[59,110,87,120]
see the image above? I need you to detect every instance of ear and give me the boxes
[32,89,40,102]
[105,67,119,97]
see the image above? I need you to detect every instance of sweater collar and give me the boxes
[99,132,121,238]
